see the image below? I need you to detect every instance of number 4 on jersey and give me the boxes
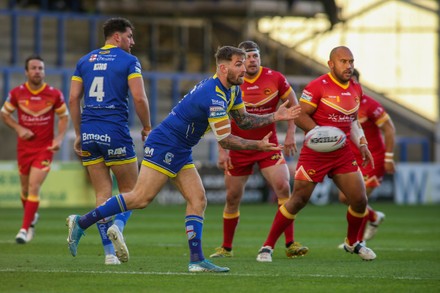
[89,76,105,102]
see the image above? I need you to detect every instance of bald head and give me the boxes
[328,46,354,84]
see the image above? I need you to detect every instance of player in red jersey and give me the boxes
[209,41,308,261]
[338,69,395,243]
[1,55,69,244]
[256,46,377,262]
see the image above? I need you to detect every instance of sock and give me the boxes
[185,215,204,262]
[96,216,115,255]
[367,206,376,222]
[358,208,370,240]
[346,205,367,245]
[222,211,239,250]
[114,210,133,233]
[22,194,39,230]
[278,200,294,246]
[263,205,295,249]
[78,194,127,230]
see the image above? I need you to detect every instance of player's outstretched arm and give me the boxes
[230,101,300,130]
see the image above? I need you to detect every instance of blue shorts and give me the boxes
[80,122,136,166]
[142,127,195,177]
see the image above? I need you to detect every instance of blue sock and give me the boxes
[78,194,128,230]
[114,210,132,233]
[96,217,115,255]
[185,215,204,262]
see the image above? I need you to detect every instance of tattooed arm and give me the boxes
[230,100,300,130]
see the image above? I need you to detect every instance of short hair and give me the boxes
[103,17,134,39]
[352,68,360,81]
[25,55,44,70]
[215,46,245,66]
[238,40,260,52]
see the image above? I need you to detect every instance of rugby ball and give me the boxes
[304,126,346,152]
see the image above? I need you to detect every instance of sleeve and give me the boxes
[367,97,389,127]
[277,72,293,100]
[127,57,143,80]
[300,79,321,108]
[54,89,69,116]
[1,90,17,114]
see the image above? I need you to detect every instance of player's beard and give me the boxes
[227,71,244,86]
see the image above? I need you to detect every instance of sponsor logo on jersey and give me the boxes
[209,106,226,118]
[341,92,351,96]
[82,133,111,143]
[108,147,127,157]
[144,147,154,157]
[211,99,225,108]
[163,152,174,165]
[93,63,107,70]
[30,96,42,101]
[99,50,110,55]
[307,169,316,176]
[327,113,355,123]
[301,90,313,102]
[89,54,97,62]
[246,85,259,90]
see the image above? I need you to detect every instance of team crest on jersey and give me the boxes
[209,106,226,118]
[163,152,174,165]
[352,160,358,166]
[89,54,97,62]
[264,88,272,95]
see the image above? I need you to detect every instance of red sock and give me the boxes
[263,206,294,249]
[278,203,293,245]
[222,212,239,250]
[22,195,39,230]
[367,207,376,222]
[346,206,366,245]
[357,214,369,241]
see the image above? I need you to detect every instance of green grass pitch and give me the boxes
[0,203,439,292]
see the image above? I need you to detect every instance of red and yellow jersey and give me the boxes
[2,82,67,149]
[300,73,363,137]
[350,94,388,158]
[232,66,292,143]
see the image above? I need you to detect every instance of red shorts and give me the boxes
[295,145,359,183]
[357,152,385,188]
[227,150,285,176]
[17,147,54,175]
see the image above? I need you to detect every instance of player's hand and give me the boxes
[47,139,62,152]
[217,148,232,171]
[73,136,82,157]
[274,101,301,121]
[17,127,34,141]
[141,127,151,142]
[385,161,395,174]
[258,131,283,152]
[283,134,297,157]
[360,145,374,168]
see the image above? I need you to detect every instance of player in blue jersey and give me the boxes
[69,17,151,265]
[66,45,301,272]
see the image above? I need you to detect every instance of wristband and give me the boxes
[385,158,394,163]
[385,152,394,157]
[359,143,368,148]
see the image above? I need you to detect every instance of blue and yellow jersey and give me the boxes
[156,74,245,148]
[72,44,142,124]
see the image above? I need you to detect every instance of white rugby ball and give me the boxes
[304,126,346,152]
